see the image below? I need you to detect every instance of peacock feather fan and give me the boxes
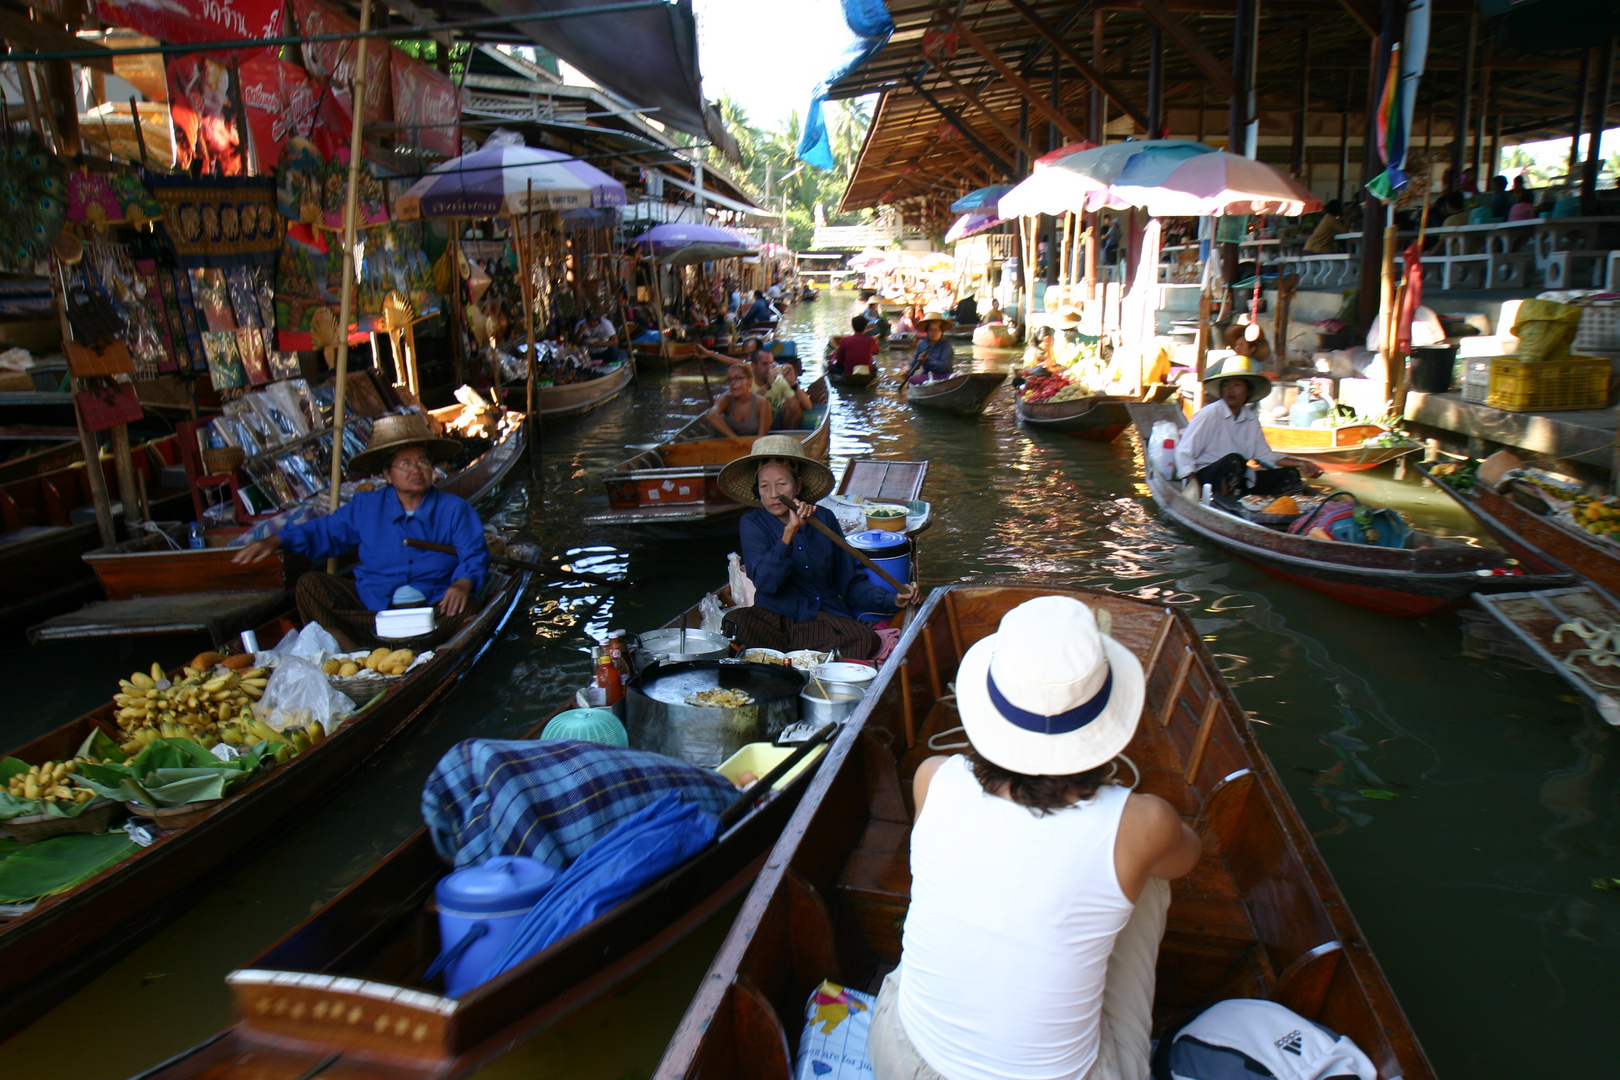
[0,134,67,273]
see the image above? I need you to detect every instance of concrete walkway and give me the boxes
[1405,390,1617,470]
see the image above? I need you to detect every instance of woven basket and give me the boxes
[202,446,245,476]
[125,799,214,829]
[328,670,401,704]
[6,799,125,845]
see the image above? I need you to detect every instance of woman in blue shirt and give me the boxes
[905,311,956,385]
[717,436,917,660]
[232,414,487,650]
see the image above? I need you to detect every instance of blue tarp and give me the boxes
[797,0,894,170]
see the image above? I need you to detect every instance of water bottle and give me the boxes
[188,522,205,549]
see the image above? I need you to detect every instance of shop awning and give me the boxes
[657,173,780,226]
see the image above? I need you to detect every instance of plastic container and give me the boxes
[846,530,911,598]
[716,741,827,792]
[539,708,628,747]
[434,856,559,997]
[1486,355,1611,412]
[1408,343,1458,394]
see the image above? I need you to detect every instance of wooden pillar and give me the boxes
[1489,114,1502,178]
[1451,13,1476,188]
[1569,48,1592,181]
[1148,25,1164,138]
[1229,0,1250,153]
[1472,43,1492,181]
[1358,0,1398,335]
[1582,32,1616,214]
[1292,28,1311,177]
[1090,8,1106,144]
[1337,73,1352,206]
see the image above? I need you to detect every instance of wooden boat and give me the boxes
[584,376,830,536]
[654,583,1436,1080]
[1016,394,1137,441]
[1417,463,1620,604]
[905,371,1007,416]
[529,361,633,420]
[886,332,916,351]
[970,322,1016,348]
[633,338,697,363]
[53,410,526,630]
[133,593,834,1080]
[1260,422,1420,474]
[0,426,82,484]
[1129,403,1570,617]
[829,369,877,390]
[0,548,534,1040]
[0,433,193,634]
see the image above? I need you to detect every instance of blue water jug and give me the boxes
[1289,390,1331,428]
[847,529,912,602]
[431,856,559,997]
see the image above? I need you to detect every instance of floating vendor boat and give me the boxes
[1014,382,1178,442]
[654,582,1436,1080]
[1129,403,1570,617]
[904,371,1007,416]
[584,376,830,536]
[498,359,633,420]
[829,369,877,390]
[0,432,193,633]
[0,536,535,1040]
[1259,421,1421,474]
[132,592,839,1080]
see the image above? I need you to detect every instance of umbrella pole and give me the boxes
[325,0,372,575]
[523,181,537,458]
[649,259,673,377]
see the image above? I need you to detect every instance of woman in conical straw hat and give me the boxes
[904,311,957,385]
[718,435,918,659]
[1172,353,1323,498]
[232,412,485,650]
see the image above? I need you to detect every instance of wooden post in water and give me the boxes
[523,180,536,433]
[325,0,372,574]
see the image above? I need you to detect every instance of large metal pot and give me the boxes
[625,659,805,767]
[633,628,732,670]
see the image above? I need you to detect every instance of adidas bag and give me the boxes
[1286,492,1409,549]
[1153,999,1377,1080]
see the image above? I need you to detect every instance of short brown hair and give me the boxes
[967,748,1108,816]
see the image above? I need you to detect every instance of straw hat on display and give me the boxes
[1201,352,1271,404]
[955,595,1145,776]
[349,413,462,475]
[716,434,835,508]
[917,311,954,331]
[1054,305,1084,328]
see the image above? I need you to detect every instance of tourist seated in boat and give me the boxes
[740,291,776,328]
[830,316,880,376]
[230,415,488,652]
[749,346,796,416]
[982,296,1005,323]
[1174,355,1324,498]
[706,363,772,438]
[718,436,916,659]
[772,357,814,429]
[866,595,1201,1080]
[860,298,891,340]
[573,308,622,365]
[906,312,957,384]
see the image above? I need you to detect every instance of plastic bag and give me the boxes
[270,622,341,661]
[793,979,877,1080]
[699,592,725,636]
[727,553,756,608]
[1512,299,1583,362]
[1149,420,1179,479]
[256,656,355,732]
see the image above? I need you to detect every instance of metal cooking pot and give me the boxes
[633,628,733,669]
[625,659,806,767]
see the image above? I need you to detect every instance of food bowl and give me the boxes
[741,647,789,665]
[863,504,910,532]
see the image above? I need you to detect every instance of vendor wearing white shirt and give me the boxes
[1175,354,1323,497]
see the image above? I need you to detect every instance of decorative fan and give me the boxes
[309,306,343,367]
[0,134,67,272]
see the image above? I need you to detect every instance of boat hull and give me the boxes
[906,371,1007,416]
[533,361,634,419]
[1260,422,1386,451]
[829,370,876,390]
[1284,442,1421,472]
[1015,394,1134,441]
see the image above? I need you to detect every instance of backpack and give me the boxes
[1286,492,1409,548]
[1152,999,1378,1080]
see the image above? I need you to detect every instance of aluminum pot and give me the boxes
[632,628,732,671]
[800,683,863,727]
[625,659,806,767]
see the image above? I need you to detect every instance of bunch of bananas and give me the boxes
[218,714,327,766]
[1572,496,1620,536]
[5,759,99,807]
[111,661,269,755]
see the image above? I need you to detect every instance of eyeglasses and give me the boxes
[391,459,435,473]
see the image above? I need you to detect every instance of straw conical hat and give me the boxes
[717,434,834,508]
[1202,353,1271,404]
[917,311,954,329]
[349,412,463,475]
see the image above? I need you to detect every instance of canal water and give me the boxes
[4,290,1614,1078]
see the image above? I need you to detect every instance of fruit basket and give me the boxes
[325,647,433,703]
[5,799,125,845]
[124,799,213,830]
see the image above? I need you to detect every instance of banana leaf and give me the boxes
[73,738,279,809]
[0,833,139,902]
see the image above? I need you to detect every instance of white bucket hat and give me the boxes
[956,596,1144,775]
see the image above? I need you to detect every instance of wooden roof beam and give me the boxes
[1134,0,1236,96]
[945,8,1096,143]
[934,65,1041,161]
[996,0,1152,133]
[905,72,1017,178]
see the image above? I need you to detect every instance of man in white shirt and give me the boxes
[1175,354,1322,497]
[573,308,621,364]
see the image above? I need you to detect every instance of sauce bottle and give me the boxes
[593,647,624,705]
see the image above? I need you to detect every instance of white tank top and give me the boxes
[896,755,1134,1080]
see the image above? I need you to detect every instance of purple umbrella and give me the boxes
[633,222,757,265]
[945,210,1005,243]
[394,145,626,220]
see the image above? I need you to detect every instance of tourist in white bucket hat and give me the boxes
[866,594,1202,1080]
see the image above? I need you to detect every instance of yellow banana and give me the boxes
[131,672,154,690]
[150,662,166,682]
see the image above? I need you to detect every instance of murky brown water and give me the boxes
[3,291,1615,1078]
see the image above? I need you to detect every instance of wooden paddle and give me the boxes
[787,499,909,593]
[402,538,626,588]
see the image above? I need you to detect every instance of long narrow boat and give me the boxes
[134,594,834,1080]
[0,426,82,484]
[526,360,634,420]
[654,583,1436,1080]
[0,546,533,1040]
[904,371,1007,416]
[1129,402,1569,617]
[1418,462,1620,604]
[584,376,830,536]
[1015,393,1138,441]
[829,370,876,390]
[1261,421,1421,474]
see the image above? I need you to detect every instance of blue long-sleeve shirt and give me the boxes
[912,339,955,375]
[740,506,894,621]
[278,487,488,611]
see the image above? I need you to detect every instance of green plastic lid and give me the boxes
[541,708,628,747]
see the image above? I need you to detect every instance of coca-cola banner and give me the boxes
[390,50,462,159]
[238,56,319,170]
[97,0,283,58]
[292,0,391,128]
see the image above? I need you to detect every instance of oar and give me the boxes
[788,499,908,593]
[401,538,627,588]
[717,719,837,829]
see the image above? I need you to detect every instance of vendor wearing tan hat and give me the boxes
[718,435,918,659]
[867,595,1201,1080]
[1173,353,1322,497]
[903,311,956,385]
[232,413,486,650]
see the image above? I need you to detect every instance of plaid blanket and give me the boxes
[422,739,738,868]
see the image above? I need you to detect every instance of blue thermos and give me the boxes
[431,856,558,997]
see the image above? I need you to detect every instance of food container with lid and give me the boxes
[812,661,877,695]
[863,503,910,532]
[633,628,732,667]
[846,530,912,600]
[432,855,559,997]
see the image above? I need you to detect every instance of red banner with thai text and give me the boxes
[97,0,282,59]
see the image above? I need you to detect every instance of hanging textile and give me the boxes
[0,134,67,274]
[273,223,338,351]
[796,0,894,169]
[1366,0,1431,200]
[292,0,392,129]
[147,175,282,268]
